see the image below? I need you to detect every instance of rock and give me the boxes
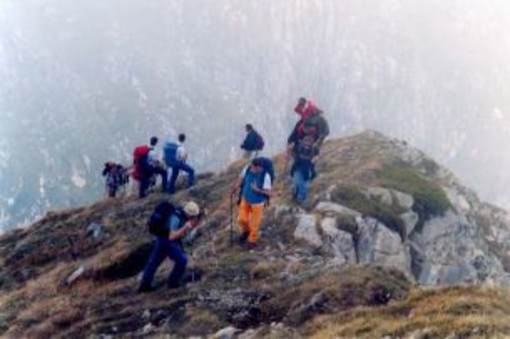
[401,211,419,236]
[65,265,86,285]
[365,187,393,205]
[393,191,414,209]
[294,214,322,247]
[214,326,238,339]
[357,217,412,279]
[315,202,361,218]
[86,223,103,238]
[142,323,155,335]
[320,217,356,263]
[409,328,432,339]
[142,310,151,320]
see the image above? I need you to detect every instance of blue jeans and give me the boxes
[293,170,310,202]
[141,237,188,287]
[168,162,195,193]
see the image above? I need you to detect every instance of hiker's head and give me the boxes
[150,136,158,147]
[298,97,306,106]
[245,123,253,132]
[178,134,186,143]
[250,157,264,173]
[183,201,201,223]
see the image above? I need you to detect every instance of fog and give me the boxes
[1,0,510,228]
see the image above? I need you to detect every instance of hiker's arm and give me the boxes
[168,219,194,241]
[251,182,272,197]
[230,177,243,194]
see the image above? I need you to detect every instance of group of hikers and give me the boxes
[102,133,195,198]
[105,97,329,293]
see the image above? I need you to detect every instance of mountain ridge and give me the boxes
[1,130,510,337]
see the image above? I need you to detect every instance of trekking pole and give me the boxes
[230,193,234,247]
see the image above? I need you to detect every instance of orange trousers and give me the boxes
[238,199,265,243]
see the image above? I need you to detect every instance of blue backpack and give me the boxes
[163,142,179,166]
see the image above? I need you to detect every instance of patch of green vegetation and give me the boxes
[377,166,452,232]
[330,186,406,240]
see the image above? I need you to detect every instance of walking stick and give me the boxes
[230,193,234,247]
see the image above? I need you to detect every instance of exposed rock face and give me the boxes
[286,131,510,286]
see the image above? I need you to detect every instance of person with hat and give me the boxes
[139,201,202,292]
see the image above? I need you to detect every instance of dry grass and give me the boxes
[307,286,510,338]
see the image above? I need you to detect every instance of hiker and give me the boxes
[164,133,195,194]
[230,157,273,249]
[139,201,202,292]
[240,124,264,159]
[102,162,129,197]
[132,143,153,198]
[148,136,168,192]
[287,97,329,151]
[289,135,319,202]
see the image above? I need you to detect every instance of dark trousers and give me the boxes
[141,237,188,287]
[151,166,168,192]
[139,176,151,198]
[168,162,195,193]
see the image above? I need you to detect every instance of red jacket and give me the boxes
[294,100,323,121]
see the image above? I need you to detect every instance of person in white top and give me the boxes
[148,136,168,192]
[167,133,195,194]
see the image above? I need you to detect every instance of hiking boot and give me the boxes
[238,232,249,245]
[167,281,181,290]
[138,283,155,293]
[246,242,260,251]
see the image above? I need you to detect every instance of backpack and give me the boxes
[163,141,179,166]
[147,202,187,237]
[253,132,265,151]
[133,145,151,180]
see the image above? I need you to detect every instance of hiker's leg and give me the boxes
[167,243,188,286]
[168,165,180,193]
[153,166,167,191]
[140,238,167,287]
[293,170,306,202]
[238,199,251,235]
[139,177,149,198]
[180,162,195,187]
[248,203,264,243]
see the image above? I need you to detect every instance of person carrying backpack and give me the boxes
[240,124,264,159]
[139,201,202,292]
[164,133,195,194]
[132,143,152,198]
[230,157,273,250]
[148,136,168,192]
[290,135,319,203]
[102,162,126,198]
[287,97,329,151]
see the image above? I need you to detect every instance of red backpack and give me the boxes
[132,145,150,180]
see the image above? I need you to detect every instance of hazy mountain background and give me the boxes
[1,0,510,230]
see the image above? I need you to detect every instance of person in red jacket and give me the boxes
[288,97,329,150]
[294,97,323,121]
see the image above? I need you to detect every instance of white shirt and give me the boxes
[177,142,187,162]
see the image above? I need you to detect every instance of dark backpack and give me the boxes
[256,157,274,184]
[163,141,179,166]
[147,202,187,237]
[254,132,265,151]
[133,145,151,180]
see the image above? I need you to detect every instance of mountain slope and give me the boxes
[1,131,510,337]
